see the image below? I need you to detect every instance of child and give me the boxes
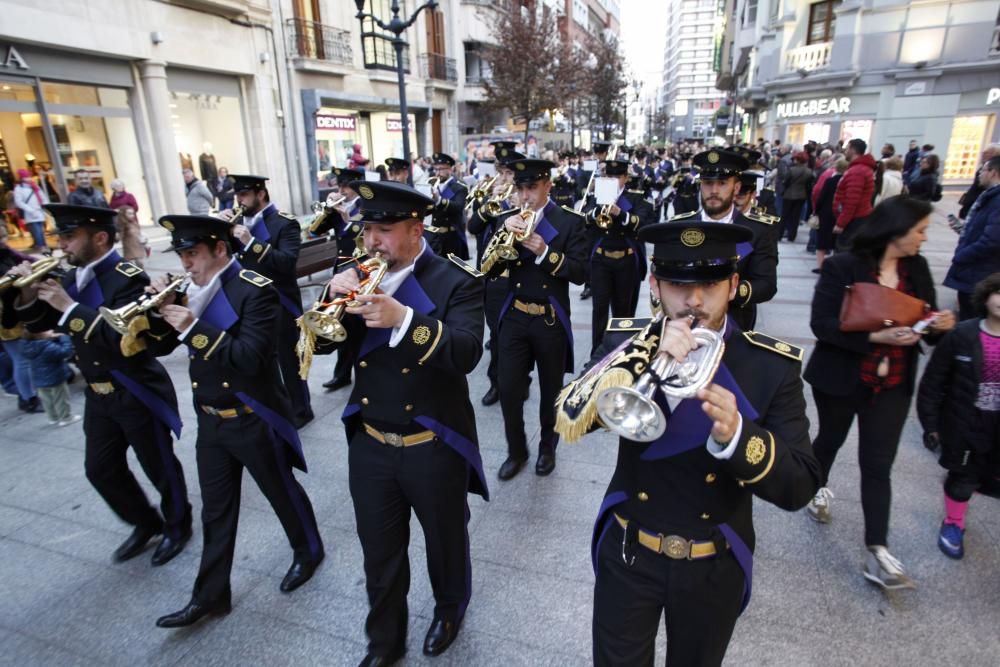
[20,329,80,427]
[917,272,1000,559]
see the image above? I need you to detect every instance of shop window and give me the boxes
[840,120,872,147]
[169,91,250,186]
[944,116,992,181]
[42,82,128,108]
[807,0,841,45]
[360,0,410,73]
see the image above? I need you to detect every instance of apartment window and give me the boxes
[807,0,841,45]
[745,0,758,25]
[360,0,410,72]
[769,0,780,24]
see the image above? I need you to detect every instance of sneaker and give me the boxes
[48,420,59,426]
[57,415,82,427]
[807,487,834,523]
[938,522,964,559]
[863,546,916,590]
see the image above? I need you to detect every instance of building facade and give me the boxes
[716,0,1000,183]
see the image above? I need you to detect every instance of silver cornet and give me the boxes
[595,317,725,442]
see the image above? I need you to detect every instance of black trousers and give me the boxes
[957,291,977,321]
[483,278,508,387]
[331,344,356,385]
[590,254,641,353]
[192,412,323,605]
[811,385,911,546]
[593,518,744,667]
[276,313,313,425]
[498,307,567,458]
[83,387,191,541]
[349,430,471,656]
[780,198,806,242]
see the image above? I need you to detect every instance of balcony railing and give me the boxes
[285,18,353,65]
[465,73,489,85]
[782,41,832,74]
[419,53,458,83]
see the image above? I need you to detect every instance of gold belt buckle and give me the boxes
[383,432,405,447]
[660,534,691,560]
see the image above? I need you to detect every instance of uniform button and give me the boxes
[401,368,410,374]
[516,261,522,267]
[701,513,711,520]
[93,361,100,366]
[405,404,413,412]
[359,361,368,368]
[637,491,649,502]
[189,354,195,360]
[222,382,230,389]
[192,382,198,389]
[516,282,521,288]
[542,284,548,289]
[705,473,717,483]
[361,397,369,405]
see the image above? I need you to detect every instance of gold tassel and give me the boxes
[554,367,634,443]
[296,319,317,380]
[120,314,150,357]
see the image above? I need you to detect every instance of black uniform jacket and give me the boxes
[582,188,655,280]
[19,251,182,435]
[584,317,820,578]
[313,247,489,498]
[144,260,306,470]
[238,203,304,318]
[426,178,470,259]
[496,200,589,370]
[804,252,940,397]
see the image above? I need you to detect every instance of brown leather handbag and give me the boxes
[838,282,929,332]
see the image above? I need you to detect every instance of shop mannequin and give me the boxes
[199,142,218,184]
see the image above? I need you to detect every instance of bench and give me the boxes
[296,233,339,287]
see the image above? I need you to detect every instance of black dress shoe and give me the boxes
[114,523,162,562]
[18,396,42,413]
[498,456,528,481]
[423,617,461,656]
[156,599,232,628]
[580,285,592,300]
[322,376,352,391]
[280,552,324,593]
[294,411,315,429]
[535,450,556,476]
[151,530,191,567]
[481,385,499,406]
[357,649,405,667]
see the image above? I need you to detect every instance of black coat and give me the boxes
[804,252,941,397]
[426,178,469,259]
[313,248,488,497]
[917,319,996,457]
[582,188,655,281]
[238,203,303,316]
[908,171,939,202]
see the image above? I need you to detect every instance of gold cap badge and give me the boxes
[680,228,705,247]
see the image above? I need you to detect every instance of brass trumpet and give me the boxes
[595,317,725,442]
[464,174,496,215]
[308,195,347,235]
[299,255,388,343]
[482,183,513,218]
[480,206,536,273]
[99,273,191,335]
[0,256,64,293]
[594,204,614,229]
[227,205,245,225]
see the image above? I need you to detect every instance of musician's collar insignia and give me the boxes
[239,269,272,287]
[447,253,484,278]
[742,331,803,361]
[607,317,651,332]
[115,262,142,277]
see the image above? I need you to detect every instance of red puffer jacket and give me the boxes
[833,153,876,229]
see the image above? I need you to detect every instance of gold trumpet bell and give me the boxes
[98,303,140,336]
[301,309,347,343]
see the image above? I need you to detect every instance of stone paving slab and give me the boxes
[1,194,998,665]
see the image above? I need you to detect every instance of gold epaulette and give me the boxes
[607,317,652,332]
[745,208,777,225]
[115,261,143,278]
[668,211,698,221]
[239,269,273,287]
[447,253,484,279]
[561,205,585,217]
[279,210,297,221]
[743,331,803,361]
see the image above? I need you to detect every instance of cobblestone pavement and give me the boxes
[1,193,997,666]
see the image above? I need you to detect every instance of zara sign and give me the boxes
[775,97,851,119]
[1,44,29,70]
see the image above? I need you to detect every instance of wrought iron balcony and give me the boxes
[285,18,353,65]
[419,53,458,83]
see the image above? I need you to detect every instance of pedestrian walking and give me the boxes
[20,329,80,427]
[183,168,213,215]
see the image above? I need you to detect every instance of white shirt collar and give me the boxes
[247,203,275,230]
[699,205,735,225]
[76,248,117,292]
[186,257,236,319]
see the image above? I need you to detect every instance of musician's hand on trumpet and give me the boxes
[504,214,545,256]
[159,304,195,332]
[346,292,407,330]
[231,223,252,246]
[326,267,362,297]
[658,315,700,364]
[696,383,740,445]
[147,274,181,308]
[35,278,72,312]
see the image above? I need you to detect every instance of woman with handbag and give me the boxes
[803,195,955,590]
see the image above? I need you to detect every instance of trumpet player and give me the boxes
[551,151,577,207]
[223,174,313,428]
[559,221,819,666]
[581,157,656,355]
[495,158,588,480]
[147,215,324,628]
[384,157,410,184]
[309,181,486,664]
[424,152,470,260]
[13,204,192,567]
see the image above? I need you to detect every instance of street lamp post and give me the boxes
[354,0,439,186]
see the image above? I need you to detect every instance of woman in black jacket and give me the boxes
[917,273,1000,559]
[803,196,956,589]
[907,154,940,202]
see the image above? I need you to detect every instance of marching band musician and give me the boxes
[671,154,700,216]
[492,158,589,480]
[309,180,487,664]
[669,149,778,331]
[551,151,578,207]
[732,155,781,245]
[425,152,470,260]
[148,215,324,628]
[223,174,313,428]
[13,204,192,567]
[384,157,411,184]
[555,221,820,666]
[582,157,656,354]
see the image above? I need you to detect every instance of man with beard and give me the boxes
[13,204,191,567]
[425,153,470,260]
[732,149,780,244]
[224,175,313,427]
[669,149,778,330]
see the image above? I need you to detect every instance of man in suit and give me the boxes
[668,149,778,331]
[556,221,820,666]
[224,174,313,427]
[490,158,589,480]
[13,204,191,566]
[582,157,656,354]
[148,215,324,628]
[311,180,487,665]
[425,153,470,260]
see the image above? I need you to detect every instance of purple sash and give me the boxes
[110,370,182,438]
[357,269,435,359]
[66,250,121,307]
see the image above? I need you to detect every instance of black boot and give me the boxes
[18,396,42,413]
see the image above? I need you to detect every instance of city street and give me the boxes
[1,193,998,666]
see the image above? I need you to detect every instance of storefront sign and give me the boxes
[386,117,405,132]
[988,88,1000,106]
[1,45,29,70]
[315,114,357,130]
[776,97,851,119]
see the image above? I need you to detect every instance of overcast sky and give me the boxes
[620,0,669,97]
